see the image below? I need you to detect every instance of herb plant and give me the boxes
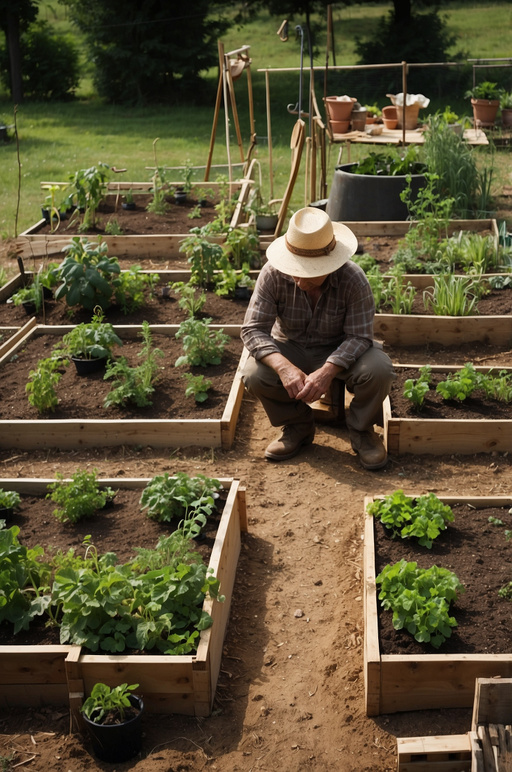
[81,682,139,724]
[403,365,432,410]
[103,321,164,407]
[46,469,117,524]
[171,281,207,317]
[175,318,229,367]
[435,362,480,401]
[179,227,228,286]
[113,266,159,314]
[26,355,68,413]
[423,274,484,316]
[368,489,454,548]
[182,372,213,402]
[376,559,464,649]
[140,472,221,523]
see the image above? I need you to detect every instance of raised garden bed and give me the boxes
[14,176,254,264]
[0,322,247,450]
[383,364,512,455]
[364,494,512,716]
[0,476,247,718]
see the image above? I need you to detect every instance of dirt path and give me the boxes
[1,390,511,771]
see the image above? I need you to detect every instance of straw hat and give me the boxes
[266,207,358,278]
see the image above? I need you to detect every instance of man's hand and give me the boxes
[261,354,343,403]
[261,353,308,398]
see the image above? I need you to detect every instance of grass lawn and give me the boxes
[0,4,511,240]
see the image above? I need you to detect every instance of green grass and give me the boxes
[0,4,511,240]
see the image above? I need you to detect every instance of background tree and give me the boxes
[60,0,231,105]
[0,0,38,102]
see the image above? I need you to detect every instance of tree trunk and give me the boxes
[6,11,23,102]
[393,0,412,24]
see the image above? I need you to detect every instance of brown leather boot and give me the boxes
[349,428,387,470]
[265,422,315,461]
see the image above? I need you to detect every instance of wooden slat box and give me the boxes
[364,495,512,717]
[0,322,248,451]
[397,734,472,772]
[15,176,254,261]
[383,364,512,456]
[0,476,247,718]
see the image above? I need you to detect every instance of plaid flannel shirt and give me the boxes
[240,260,375,370]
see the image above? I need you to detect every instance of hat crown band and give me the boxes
[285,234,336,257]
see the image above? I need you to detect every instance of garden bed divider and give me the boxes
[364,495,512,717]
[0,477,247,719]
[383,363,512,455]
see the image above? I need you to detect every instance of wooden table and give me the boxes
[332,126,488,161]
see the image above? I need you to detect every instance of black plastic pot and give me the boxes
[71,356,107,375]
[234,286,252,300]
[83,695,144,763]
[22,300,37,316]
[122,202,136,210]
[174,189,187,205]
[326,162,427,221]
[0,507,14,522]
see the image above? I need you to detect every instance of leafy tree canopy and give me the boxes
[59,0,231,104]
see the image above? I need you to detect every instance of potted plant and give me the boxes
[55,308,123,374]
[364,104,382,124]
[248,188,279,233]
[439,106,464,136]
[10,271,46,315]
[500,92,512,128]
[465,81,505,127]
[80,682,144,763]
[122,188,136,210]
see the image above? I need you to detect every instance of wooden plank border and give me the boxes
[0,477,246,717]
[383,364,512,455]
[0,324,248,451]
[364,495,512,717]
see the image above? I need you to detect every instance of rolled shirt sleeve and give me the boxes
[240,261,375,369]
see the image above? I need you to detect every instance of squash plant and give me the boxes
[140,471,221,524]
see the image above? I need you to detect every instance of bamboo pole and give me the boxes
[265,70,274,199]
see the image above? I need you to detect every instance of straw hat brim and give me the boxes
[266,220,358,278]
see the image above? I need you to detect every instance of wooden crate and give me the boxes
[14,176,254,261]
[470,677,512,772]
[0,322,248,450]
[397,734,472,772]
[383,364,512,456]
[0,476,247,718]
[364,495,512,717]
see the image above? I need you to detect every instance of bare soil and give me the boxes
[374,503,512,655]
[0,333,243,421]
[1,222,512,771]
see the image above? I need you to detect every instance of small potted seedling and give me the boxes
[122,189,136,210]
[55,307,123,375]
[80,682,144,763]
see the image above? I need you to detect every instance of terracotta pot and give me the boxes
[382,106,398,130]
[501,108,512,128]
[330,120,350,134]
[471,98,499,127]
[395,103,421,130]
[325,96,356,123]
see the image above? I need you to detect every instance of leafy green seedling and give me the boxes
[182,372,212,402]
[47,469,117,523]
[81,682,139,724]
[367,489,454,548]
